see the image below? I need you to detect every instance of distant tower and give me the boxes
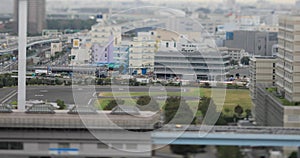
[14,0,46,35]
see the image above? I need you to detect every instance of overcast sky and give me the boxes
[0,0,295,14]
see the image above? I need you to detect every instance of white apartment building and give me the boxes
[90,23,121,46]
[277,15,300,102]
[128,31,157,74]
[219,47,249,62]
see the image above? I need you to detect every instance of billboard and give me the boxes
[73,39,80,48]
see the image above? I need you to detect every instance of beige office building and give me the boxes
[250,56,277,100]
[277,15,300,102]
[14,0,46,35]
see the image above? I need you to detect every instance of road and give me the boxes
[0,86,184,104]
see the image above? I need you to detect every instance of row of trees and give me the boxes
[103,96,160,112]
[103,96,250,158]
[47,19,97,31]
[0,74,17,88]
[0,75,73,88]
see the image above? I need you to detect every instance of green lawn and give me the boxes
[96,88,253,117]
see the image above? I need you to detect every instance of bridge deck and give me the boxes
[0,111,159,130]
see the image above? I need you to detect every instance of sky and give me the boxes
[0,0,295,14]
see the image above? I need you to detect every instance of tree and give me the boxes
[136,96,160,112]
[240,56,250,65]
[56,99,66,110]
[217,146,243,158]
[166,96,205,157]
[199,97,228,125]
[234,105,244,118]
[170,145,205,158]
[288,151,297,158]
[216,112,228,125]
[245,109,252,119]
[104,99,124,110]
[230,59,238,65]
[119,65,125,74]
[198,96,211,116]
[164,96,195,124]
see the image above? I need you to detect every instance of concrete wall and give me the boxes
[0,129,152,158]
[224,31,278,56]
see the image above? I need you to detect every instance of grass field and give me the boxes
[96,88,253,117]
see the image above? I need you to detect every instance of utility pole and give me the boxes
[17,0,27,112]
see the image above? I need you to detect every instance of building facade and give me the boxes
[250,56,277,99]
[224,30,278,56]
[113,45,130,74]
[129,31,157,75]
[154,46,230,80]
[277,15,300,102]
[250,56,277,118]
[14,0,46,35]
[50,42,62,56]
[219,47,249,63]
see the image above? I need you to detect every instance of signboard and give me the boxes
[73,39,80,48]
[49,148,79,155]
[35,69,48,74]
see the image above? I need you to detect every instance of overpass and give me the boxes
[0,37,61,54]
[0,109,299,157]
[153,125,300,147]
[27,66,97,73]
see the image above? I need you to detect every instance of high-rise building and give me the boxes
[249,56,277,119]
[277,15,300,102]
[250,56,277,99]
[224,30,278,56]
[14,0,46,35]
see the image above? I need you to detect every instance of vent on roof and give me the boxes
[0,104,13,113]
[110,105,140,115]
[68,105,97,114]
[26,104,55,114]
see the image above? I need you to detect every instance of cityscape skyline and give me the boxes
[0,0,295,14]
[0,0,300,157]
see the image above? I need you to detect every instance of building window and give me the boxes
[111,143,123,149]
[0,142,23,150]
[166,42,169,48]
[97,142,109,149]
[174,42,176,47]
[58,143,70,148]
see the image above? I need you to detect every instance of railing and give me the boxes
[159,125,300,135]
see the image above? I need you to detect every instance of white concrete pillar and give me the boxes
[17,0,27,112]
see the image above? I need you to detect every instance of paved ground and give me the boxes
[0,85,184,104]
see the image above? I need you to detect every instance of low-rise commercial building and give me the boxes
[154,45,230,80]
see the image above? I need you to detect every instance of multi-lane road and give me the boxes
[0,86,185,105]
